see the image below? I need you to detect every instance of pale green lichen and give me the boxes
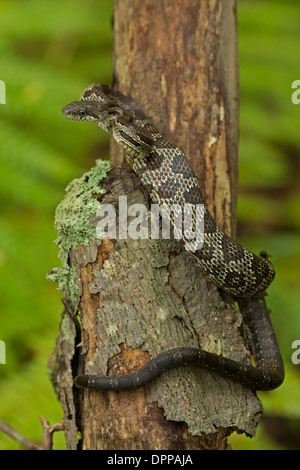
[47,159,113,305]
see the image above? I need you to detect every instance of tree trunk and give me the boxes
[51,0,264,450]
[111,0,239,238]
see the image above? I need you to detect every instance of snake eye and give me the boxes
[79,109,86,116]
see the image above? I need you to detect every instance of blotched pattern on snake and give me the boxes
[61,84,284,391]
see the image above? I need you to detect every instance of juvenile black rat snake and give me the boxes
[62,84,284,391]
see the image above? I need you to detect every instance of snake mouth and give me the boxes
[61,102,100,122]
[61,104,78,120]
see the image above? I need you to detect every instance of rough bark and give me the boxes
[69,169,262,450]
[111,0,239,237]
[51,0,264,450]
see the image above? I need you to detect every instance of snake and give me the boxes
[62,83,284,391]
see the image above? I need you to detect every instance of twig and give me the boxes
[39,416,64,450]
[39,416,52,450]
[0,418,64,450]
[0,419,43,450]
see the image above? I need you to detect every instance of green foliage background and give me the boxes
[0,0,299,450]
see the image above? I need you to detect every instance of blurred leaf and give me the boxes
[0,0,113,450]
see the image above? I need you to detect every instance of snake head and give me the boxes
[62,100,121,129]
[62,99,155,155]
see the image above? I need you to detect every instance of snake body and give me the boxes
[62,84,284,391]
